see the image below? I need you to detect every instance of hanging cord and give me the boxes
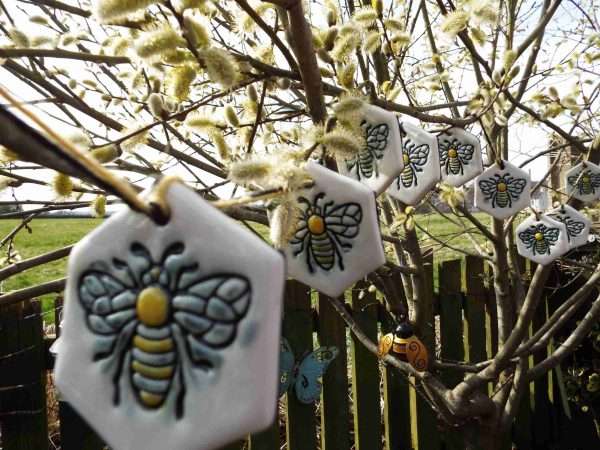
[0,87,310,219]
[0,85,166,222]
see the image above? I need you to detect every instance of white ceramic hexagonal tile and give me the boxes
[337,103,404,194]
[547,204,592,249]
[474,161,531,220]
[386,122,440,205]
[564,161,600,203]
[515,214,570,265]
[55,182,285,450]
[282,161,386,297]
[437,128,483,187]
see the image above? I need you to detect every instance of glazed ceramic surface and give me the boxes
[564,161,600,203]
[515,214,569,265]
[386,122,440,205]
[547,204,591,250]
[474,161,531,220]
[337,103,404,194]
[55,182,285,450]
[282,161,386,297]
[437,127,483,187]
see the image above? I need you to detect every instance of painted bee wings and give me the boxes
[363,122,390,160]
[455,143,475,161]
[324,202,362,239]
[507,178,527,197]
[567,171,583,187]
[519,225,560,245]
[439,139,474,163]
[565,219,585,237]
[79,270,139,358]
[405,141,429,168]
[173,275,251,363]
[478,179,500,198]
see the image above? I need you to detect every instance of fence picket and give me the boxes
[349,281,382,450]
[283,280,317,450]
[318,292,351,450]
[0,301,48,450]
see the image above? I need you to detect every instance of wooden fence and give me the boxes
[0,255,598,450]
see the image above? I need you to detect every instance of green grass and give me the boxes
[0,213,492,324]
[0,218,101,322]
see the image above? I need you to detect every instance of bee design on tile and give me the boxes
[548,210,585,242]
[518,224,561,255]
[345,121,389,180]
[567,169,600,196]
[397,139,430,188]
[78,242,251,419]
[478,173,528,208]
[438,137,474,176]
[290,192,362,273]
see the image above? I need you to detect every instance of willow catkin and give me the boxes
[200,47,238,89]
[135,27,186,62]
[224,105,240,128]
[94,0,161,23]
[166,64,198,101]
[148,93,165,118]
[91,145,120,163]
[228,158,273,185]
[92,195,107,217]
[53,173,73,197]
[319,128,364,159]
[183,15,211,49]
[270,199,301,249]
[440,10,469,37]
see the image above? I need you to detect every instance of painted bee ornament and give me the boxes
[437,128,483,187]
[387,123,440,205]
[77,242,250,418]
[547,204,592,249]
[399,139,430,188]
[516,215,569,265]
[290,192,362,273]
[283,162,386,297]
[474,161,531,219]
[336,104,405,194]
[346,121,389,180]
[378,322,428,371]
[565,162,600,203]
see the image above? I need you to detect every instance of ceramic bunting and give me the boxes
[386,122,441,205]
[282,161,386,297]
[474,161,531,220]
[515,214,569,265]
[564,161,600,203]
[547,204,592,250]
[336,103,404,194]
[437,127,483,187]
[278,338,338,403]
[55,182,285,450]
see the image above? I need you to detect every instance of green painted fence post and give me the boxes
[414,254,441,450]
[0,300,48,450]
[318,291,350,450]
[350,281,382,450]
[283,280,317,450]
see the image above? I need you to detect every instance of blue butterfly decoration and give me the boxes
[278,338,339,404]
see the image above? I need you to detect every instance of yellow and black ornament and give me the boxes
[378,322,429,371]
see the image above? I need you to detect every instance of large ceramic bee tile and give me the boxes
[474,161,531,220]
[336,103,404,194]
[565,161,600,203]
[386,122,440,205]
[282,161,386,297]
[547,204,592,250]
[515,214,569,265]
[437,128,483,187]
[55,183,285,450]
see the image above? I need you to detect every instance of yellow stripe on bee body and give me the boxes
[133,335,174,353]
[139,391,164,407]
[131,360,174,379]
[307,215,325,235]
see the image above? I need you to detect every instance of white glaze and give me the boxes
[564,161,600,203]
[547,204,591,250]
[437,127,483,187]
[515,214,570,265]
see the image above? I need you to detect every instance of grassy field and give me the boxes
[0,213,490,323]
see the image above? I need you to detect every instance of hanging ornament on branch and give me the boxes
[387,122,441,205]
[516,214,570,265]
[564,161,600,203]
[547,204,592,250]
[474,160,531,220]
[437,127,483,187]
[336,104,405,194]
[55,180,286,450]
[278,161,386,298]
[378,321,428,371]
